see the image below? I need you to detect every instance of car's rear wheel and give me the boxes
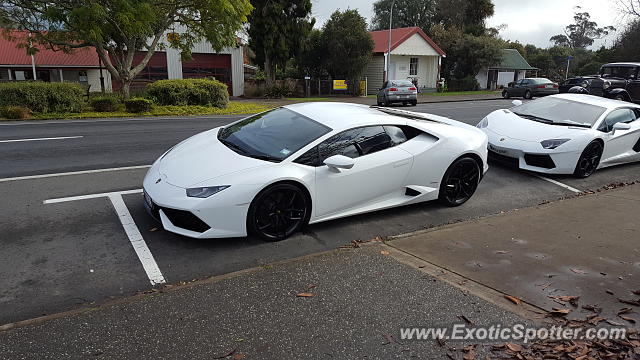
[574,141,603,178]
[411,100,417,106]
[502,90,510,99]
[247,183,310,241]
[439,157,481,206]
[524,90,532,99]
[614,94,626,101]
[402,101,408,106]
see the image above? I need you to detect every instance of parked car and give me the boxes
[502,78,559,99]
[478,94,640,178]
[143,103,488,241]
[559,75,599,93]
[377,80,418,106]
[568,63,640,102]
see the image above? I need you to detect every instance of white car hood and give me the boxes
[487,110,583,142]
[159,129,269,188]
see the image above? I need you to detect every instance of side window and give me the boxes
[317,128,365,163]
[384,126,408,145]
[353,126,392,156]
[599,109,636,132]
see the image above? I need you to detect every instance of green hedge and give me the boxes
[1,106,32,119]
[0,82,85,113]
[146,78,229,107]
[447,76,480,92]
[90,97,120,112]
[125,98,153,113]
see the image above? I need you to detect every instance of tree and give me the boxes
[322,10,374,82]
[618,0,640,18]
[370,0,437,31]
[248,0,314,86]
[613,19,640,60]
[297,29,327,78]
[433,0,494,35]
[550,8,615,49]
[0,0,252,98]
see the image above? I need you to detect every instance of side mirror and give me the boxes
[612,122,631,133]
[512,100,523,107]
[324,155,355,171]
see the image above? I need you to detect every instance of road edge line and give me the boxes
[0,165,151,183]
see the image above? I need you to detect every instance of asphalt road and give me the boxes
[1,99,640,325]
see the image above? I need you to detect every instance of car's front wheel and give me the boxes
[574,141,603,178]
[439,157,481,206]
[502,90,510,99]
[247,183,310,241]
[524,90,533,99]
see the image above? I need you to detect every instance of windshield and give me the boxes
[218,108,331,162]
[512,97,606,127]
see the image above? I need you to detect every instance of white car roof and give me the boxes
[283,102,404,131]
[551,93,640,110]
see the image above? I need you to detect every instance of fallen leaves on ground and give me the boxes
[380,250,390,255]
[618,298,640,306]
[504,295,521,305]
[548,308,571,317]
[582,304,602,313]
[570,268,587,274]
[232,354,246,360]
[619,315,637,323]
[549,295,580,307]
[462,344,476,360]
[296,292,314,298]
[458,315,474,325]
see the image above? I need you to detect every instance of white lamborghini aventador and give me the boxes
[479,94,640,177]
[143,103,488,241]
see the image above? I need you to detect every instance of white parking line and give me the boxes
[0,136,83,143]
[0,165,151,183]
[109,194,166,285]
[43,188,166,286]
[534,175,582,193]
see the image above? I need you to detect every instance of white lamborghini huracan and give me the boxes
[479,94,640,177]
[143,103,488,241]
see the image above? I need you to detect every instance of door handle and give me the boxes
[393,159,411,168]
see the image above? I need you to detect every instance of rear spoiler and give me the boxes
[370,105,444,124]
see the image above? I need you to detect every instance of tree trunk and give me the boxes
[121,81,131,100]
[264,51,276,87]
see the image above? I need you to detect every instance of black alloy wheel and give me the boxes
[439,157,481,206]
[524,90,533,99]
[574,141,603,178]
[248,184,309,241]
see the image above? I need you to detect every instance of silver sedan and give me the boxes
[377,80,418,106]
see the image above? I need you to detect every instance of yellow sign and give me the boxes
[333,80,347,90]
[359,80,366,95]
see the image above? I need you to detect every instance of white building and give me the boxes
[364,27,446,94]
[475,49,537,90]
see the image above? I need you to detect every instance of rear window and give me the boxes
[390,80,414,87]
[530,78,552,84]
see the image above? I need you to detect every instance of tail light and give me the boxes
[408,87,417,91]
[536,85,545,89]
[553,84,559,88]
[389,87,398,92]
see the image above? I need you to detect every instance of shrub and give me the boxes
[264,84,292,98]
[146,79,229,107]
[0,82,85,113]
[125,98,153,113]
[447,76,480,92]
[90,97,120,112]
[1,106,32,119]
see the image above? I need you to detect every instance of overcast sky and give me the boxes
[311,0,624,48]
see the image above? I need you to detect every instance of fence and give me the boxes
[244,78,367,98]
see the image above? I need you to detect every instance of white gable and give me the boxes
[391,33,440,56]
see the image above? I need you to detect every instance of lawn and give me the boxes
[11,101,274,121]
[284,97,331,102]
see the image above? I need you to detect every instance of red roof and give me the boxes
[369,27,445,56]
[0,30,100,67]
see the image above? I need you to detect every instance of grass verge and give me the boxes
[421,90,499,96]
[0,101,274,121]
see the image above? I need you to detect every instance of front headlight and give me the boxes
[477,117,489,128]
[186,185,230,198]
[603,81,611,90]
[540,139,570,149]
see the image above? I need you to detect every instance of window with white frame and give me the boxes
[409,58,419,76]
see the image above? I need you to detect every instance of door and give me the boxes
[313,126,413,218]
[511,79,525,96]
[389,61,397,80]
[627,66,640,101]
[599,108,640,164]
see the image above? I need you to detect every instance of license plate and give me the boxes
[144,191,153,208]
[489,144,508,155]
[545,85,553,88]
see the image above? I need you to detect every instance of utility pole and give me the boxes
[565,55,574,80]
[385,0,395,83]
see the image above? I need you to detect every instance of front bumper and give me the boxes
[483,130,581,174]
[142,165,251,239]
